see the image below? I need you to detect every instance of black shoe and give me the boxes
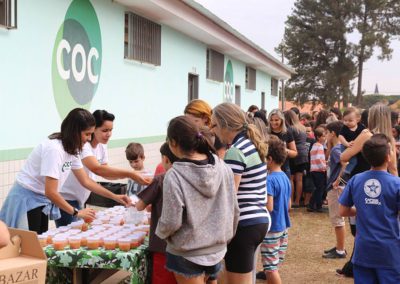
[315,207,328,213]
[256,271,266,280]
[323,250,346,259]
[336,269,344,276]
[324,247,336,254]
[306,206,314,212]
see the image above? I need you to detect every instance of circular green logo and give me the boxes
[224,60,234,102]
[52,0,102,118]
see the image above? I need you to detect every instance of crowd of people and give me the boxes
[0,100,399,284]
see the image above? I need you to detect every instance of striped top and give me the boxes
[224,132,270,227]
[310,142,326,172]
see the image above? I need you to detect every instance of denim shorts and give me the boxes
[166,252,222,278]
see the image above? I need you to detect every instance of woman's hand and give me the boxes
[114,194,132,207]
[77,208,96,222]
[131,171,152,185]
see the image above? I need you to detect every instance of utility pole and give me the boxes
[281,46,285,111]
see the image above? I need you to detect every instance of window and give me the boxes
[271,78,278,96]
[188,73,199,102]
[0,0,17,29]
[261,92,265,109]
[124,12,161,65]
[245,66,256,90]
[206,49,224,82]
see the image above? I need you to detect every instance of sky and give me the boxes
[195,0,400,95]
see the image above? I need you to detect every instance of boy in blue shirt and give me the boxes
[260,136,291,284]
[339,133,400,284]
[323,121,347,259]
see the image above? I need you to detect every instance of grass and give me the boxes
[256,207,354,283]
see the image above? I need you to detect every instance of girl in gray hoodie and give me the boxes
[156,116,239,283]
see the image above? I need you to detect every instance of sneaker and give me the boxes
[324,247,336,254]
[323,250,346,259]
[256,271,267,280]
[336,269,345,276]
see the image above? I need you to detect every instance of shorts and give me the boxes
[225,223,269,273]
[327,189,345,227]
[261,230,288,271]
[166,252,221,279]
[353,264,400,284]
[289,161,307,174]
[152,252,176,284]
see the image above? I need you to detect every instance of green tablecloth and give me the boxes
[44,245,148,284]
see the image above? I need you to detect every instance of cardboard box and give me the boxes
[0,228,47,284]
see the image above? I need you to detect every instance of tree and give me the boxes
[279,0,356,107]
[350,0,400,105]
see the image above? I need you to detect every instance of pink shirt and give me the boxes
[310,142,326,172]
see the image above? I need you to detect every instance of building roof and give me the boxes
[115,0,294,80]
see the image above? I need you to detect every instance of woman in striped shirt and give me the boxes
[212,103,270,284]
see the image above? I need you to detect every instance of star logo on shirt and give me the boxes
[364,179,381,198]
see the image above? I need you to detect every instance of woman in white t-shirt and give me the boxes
[0,108,130,234]
[58,109,150,226]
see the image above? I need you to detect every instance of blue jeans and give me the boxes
[166,252,222,278]
[55,200,81,227]
[341,144,357,174]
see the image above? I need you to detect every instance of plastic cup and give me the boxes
[46,231,57,244]
[37,234,48,247]
[127,236,141,249]
[91,220,103,226]
[71,220,84,230]
[68,236,81,249]
[104,237,117,250]
[118,238,131,252]
[87,236,101,250]
[53,236,68,251]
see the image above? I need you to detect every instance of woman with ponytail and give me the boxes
[211,103,270,284]
[156,116,239,284]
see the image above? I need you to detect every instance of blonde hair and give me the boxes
[267,109,287,133]
[212,103,268,162]
[184,99,212,127]
[368,103,393,139]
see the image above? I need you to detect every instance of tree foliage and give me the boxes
[351,0,400,105]
[280,0,400,107]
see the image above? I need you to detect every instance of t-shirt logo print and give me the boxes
[364,179,381,198]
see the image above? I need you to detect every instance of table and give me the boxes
[44,245,149,284]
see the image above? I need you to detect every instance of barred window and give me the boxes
[124,12,161,66]
[0,0,17,29]
[245,66,256,90]
[271,78,278,96]
[206,49,224,82]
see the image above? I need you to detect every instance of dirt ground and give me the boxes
[254,207,354,284]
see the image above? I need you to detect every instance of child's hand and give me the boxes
[348,141,355,148]
[333,178,340,189]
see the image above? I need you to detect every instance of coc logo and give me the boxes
[224,60,234,103]
[52,0,102,118]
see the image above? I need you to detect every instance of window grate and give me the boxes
[206,49,224,82]
[0,0,17,29]
[124,12,161,66]
[246,66,256,90]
